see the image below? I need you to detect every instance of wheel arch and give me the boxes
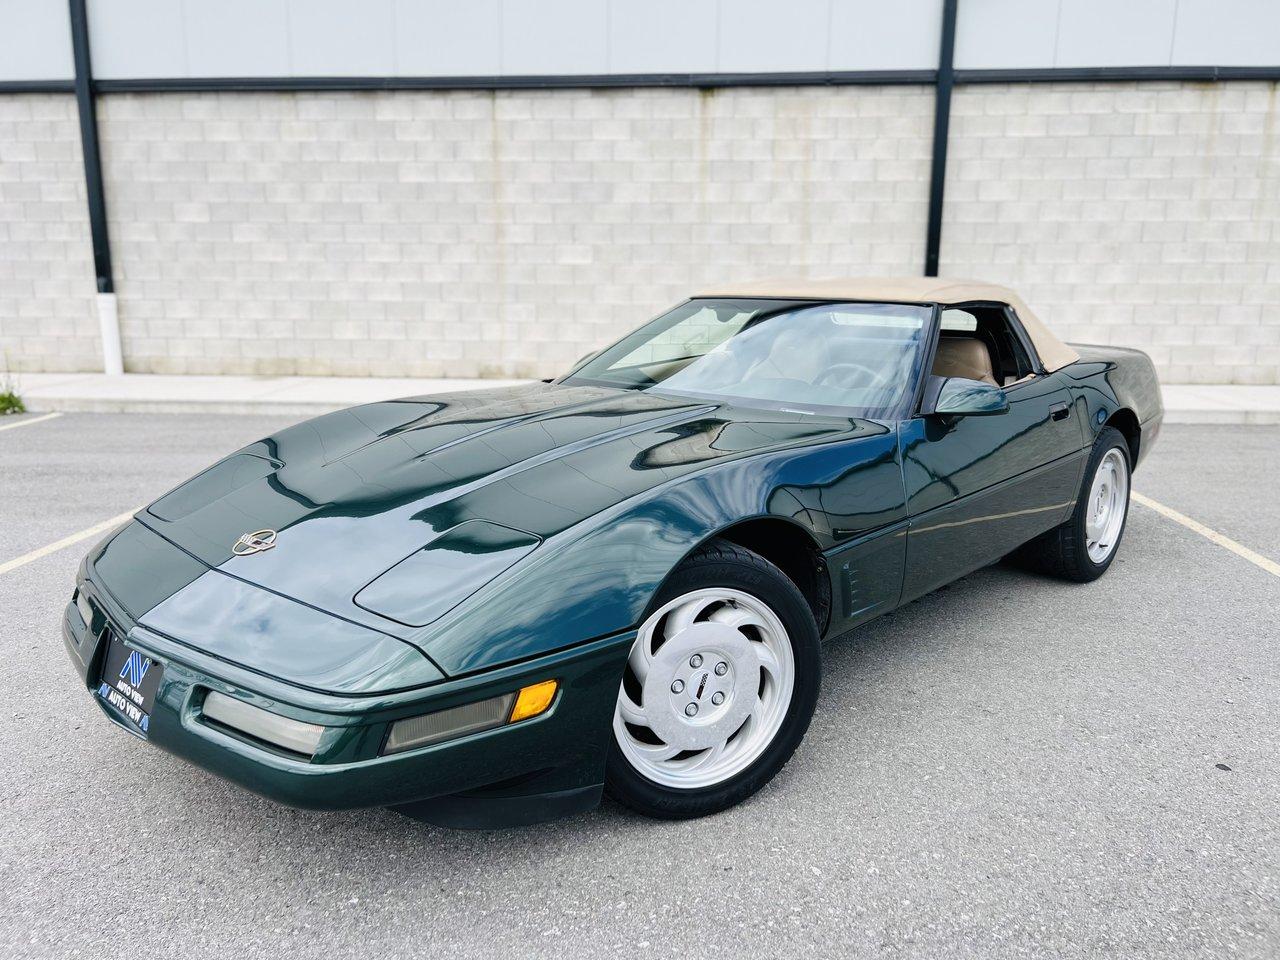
[683,516,831,634]
[1104,408,1141,467]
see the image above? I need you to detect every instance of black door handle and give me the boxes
[1049,402,1070,422]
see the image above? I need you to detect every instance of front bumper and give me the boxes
[64,570,632,824]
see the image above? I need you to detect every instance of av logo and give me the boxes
[120,650,151,687]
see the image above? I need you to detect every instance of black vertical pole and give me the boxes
[69,0,113,294]
[924,0,958,277]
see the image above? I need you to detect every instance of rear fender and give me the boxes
[1063,344,1163,469]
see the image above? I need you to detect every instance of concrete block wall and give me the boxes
[94,87,933,378]
[0,95,99,374]
[2,81,1278,383]
[942,81,1280,385]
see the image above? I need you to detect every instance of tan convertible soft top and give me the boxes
[694,277,1079,373]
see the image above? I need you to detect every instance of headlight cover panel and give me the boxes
[353,520,541,628]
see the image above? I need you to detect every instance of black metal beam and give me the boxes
[924,0,958,278]
[80,63,1280,95]
[93,69,937,94]
[68,0,112,294]
[0,80,76,94]
[955,64,1280,84]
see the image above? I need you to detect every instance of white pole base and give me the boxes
[96,292,123,376]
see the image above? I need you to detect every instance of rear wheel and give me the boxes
[605,540,820,819]
[1012,426,1132,582]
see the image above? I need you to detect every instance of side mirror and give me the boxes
[931,377,1009,417]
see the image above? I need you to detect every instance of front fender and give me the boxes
[419,430,899,675]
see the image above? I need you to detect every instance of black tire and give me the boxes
[604,539,821,819]
[1010,426,1132,582]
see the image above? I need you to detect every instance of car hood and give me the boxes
[137,381,877,645]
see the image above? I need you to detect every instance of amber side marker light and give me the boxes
[382,679,559,755]
[510,679,558,723]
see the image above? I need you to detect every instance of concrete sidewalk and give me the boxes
[8,372,1280,423]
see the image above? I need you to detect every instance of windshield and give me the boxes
[564,298,932,417]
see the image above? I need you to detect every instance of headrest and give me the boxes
[933,338,996,385]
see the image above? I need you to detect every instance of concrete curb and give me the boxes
[1159,410,1280,425]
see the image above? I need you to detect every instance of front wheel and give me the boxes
[1012,425,1132,582]
[605,540,821,819]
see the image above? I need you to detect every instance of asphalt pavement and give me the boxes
[1,413,1277,960]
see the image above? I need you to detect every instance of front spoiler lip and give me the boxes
[64,577,634,812]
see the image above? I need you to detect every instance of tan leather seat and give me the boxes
[932,337,997,385]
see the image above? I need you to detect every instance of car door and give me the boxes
[898,332,1088,603]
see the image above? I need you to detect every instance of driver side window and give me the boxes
[936,306,1038,387]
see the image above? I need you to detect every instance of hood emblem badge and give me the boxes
[232,529,278,556]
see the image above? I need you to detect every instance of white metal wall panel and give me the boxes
[1055,0,1178,67]
[609,0,718,74]
[501,0,609,75]
[86,0,186,79]
[287,0,396,76]
[717,0,831,73]
[1171,0,1280,65]
[958,0,1280,70]
[954,0,1061,70]
[395,0,501,75]
[0,0,74,80]
[185,0,290,77]
[828,0,942,71]
[65,0,1280,82]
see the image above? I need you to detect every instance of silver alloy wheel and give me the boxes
[613,588,796,790]
[1085,447,1130,564]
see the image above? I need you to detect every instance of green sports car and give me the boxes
[64,278,1162,827]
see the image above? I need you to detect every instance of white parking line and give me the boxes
[1133,491,1280,578]
[0,510,137,577]
[0,411,61,433]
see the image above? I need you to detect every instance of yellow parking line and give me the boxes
[0,510,137,577]
[1132,491,1280,578]
[0,411,61,433]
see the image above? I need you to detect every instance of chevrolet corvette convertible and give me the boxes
[65,278,1162,827]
